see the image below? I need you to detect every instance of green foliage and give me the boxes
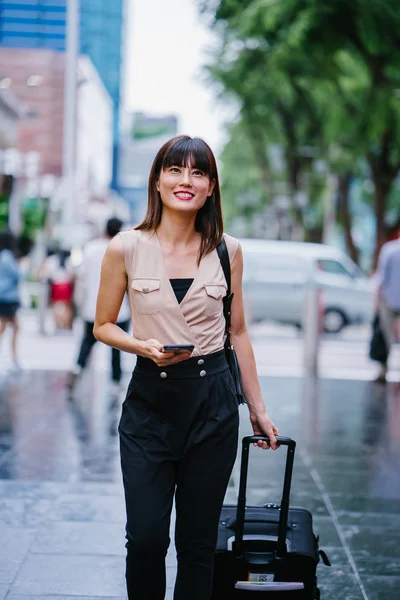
[21,198,47,241]
[202,0,400,257]
[207,25,328,234]
[219,120,269,225]
[0,195,9,233]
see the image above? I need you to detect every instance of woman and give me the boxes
[40,248,74,331]
[94,135,279,600]
[0,231,22,369]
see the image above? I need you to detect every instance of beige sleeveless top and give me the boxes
[118,229,239,357]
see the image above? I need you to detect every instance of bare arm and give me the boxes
[93,235,144,353]
[230,244,279,450]
[93,235,191,366]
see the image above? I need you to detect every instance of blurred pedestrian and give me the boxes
[67,218,130,392]
[40,248,75,331]
[374,221,400,382]
[0,231,22,369]
[93,135,279,600]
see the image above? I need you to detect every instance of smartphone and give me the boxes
[162,344,194,353]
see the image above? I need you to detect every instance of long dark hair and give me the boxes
[135,135,224,264]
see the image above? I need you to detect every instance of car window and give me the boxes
[317,259,352,277]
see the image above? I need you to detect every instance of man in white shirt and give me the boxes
[374,222,400,382]
[67,218,130,390]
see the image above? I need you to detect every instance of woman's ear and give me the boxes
[208,179,216,197]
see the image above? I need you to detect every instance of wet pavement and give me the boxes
[0,361,400,599]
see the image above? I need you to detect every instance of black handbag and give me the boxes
[369,313,388,363]
[217,239,247,405]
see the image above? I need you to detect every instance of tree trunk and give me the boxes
[368,150,392,269]
[305,226,323,243]
[246,126,275,200]
[285,148,305,238]
[372,178,390,268]
[338,173,359,264]
[276,103,306,238]
[367,126,400,269]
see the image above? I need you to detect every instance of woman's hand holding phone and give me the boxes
[142,339,193,367]
[162,344,194,353]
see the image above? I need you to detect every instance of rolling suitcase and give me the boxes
[212,435,331,598]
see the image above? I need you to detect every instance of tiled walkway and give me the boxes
[0,365,399,599]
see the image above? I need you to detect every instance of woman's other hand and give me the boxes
[142,339,192,366]
[249,411,280,450]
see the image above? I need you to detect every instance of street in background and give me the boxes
[241,239,373,334]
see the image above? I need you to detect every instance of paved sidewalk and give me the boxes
[0,313,399,599]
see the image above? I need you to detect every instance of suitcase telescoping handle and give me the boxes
[235,435,296,560]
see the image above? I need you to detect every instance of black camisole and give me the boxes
[169,278,194,304]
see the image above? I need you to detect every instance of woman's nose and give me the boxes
[180,169,191,185]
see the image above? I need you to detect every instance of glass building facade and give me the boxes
[0,0,125,186]
[80,0,125,187]
[0,0,66,50]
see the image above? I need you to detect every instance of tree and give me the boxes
[208,38,330,240]
[0,174,13,233]
[218,120,269,227]
[203,0,400,264]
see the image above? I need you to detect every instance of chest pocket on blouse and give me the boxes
[131,278,161,315]
[204,283,226,317]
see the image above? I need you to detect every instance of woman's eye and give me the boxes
[193,170,203,176]
[170,167,180,173]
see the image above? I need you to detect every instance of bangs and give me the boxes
[138,134,223,255]
[161,137,213,176]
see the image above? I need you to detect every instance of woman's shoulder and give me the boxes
[118,228,142,243]
[223,233,240,264]
[117,228,143,252]
[116,228,154,271]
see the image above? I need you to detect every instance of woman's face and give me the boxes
[157,164,215,214]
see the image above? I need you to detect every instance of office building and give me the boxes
[0,0,126,185]
[0,85,20,148]
[0,1,66,50]
[0,47,112,188]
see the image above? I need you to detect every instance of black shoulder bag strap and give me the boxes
[216,237,233,334]
[216,238,247,405]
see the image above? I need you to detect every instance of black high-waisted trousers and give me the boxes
[118,349,239,600]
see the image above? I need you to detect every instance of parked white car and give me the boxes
[240,239,374,334]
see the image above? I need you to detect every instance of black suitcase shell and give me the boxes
[212,436,328,599]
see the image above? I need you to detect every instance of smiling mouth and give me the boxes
[174,192,195,200]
